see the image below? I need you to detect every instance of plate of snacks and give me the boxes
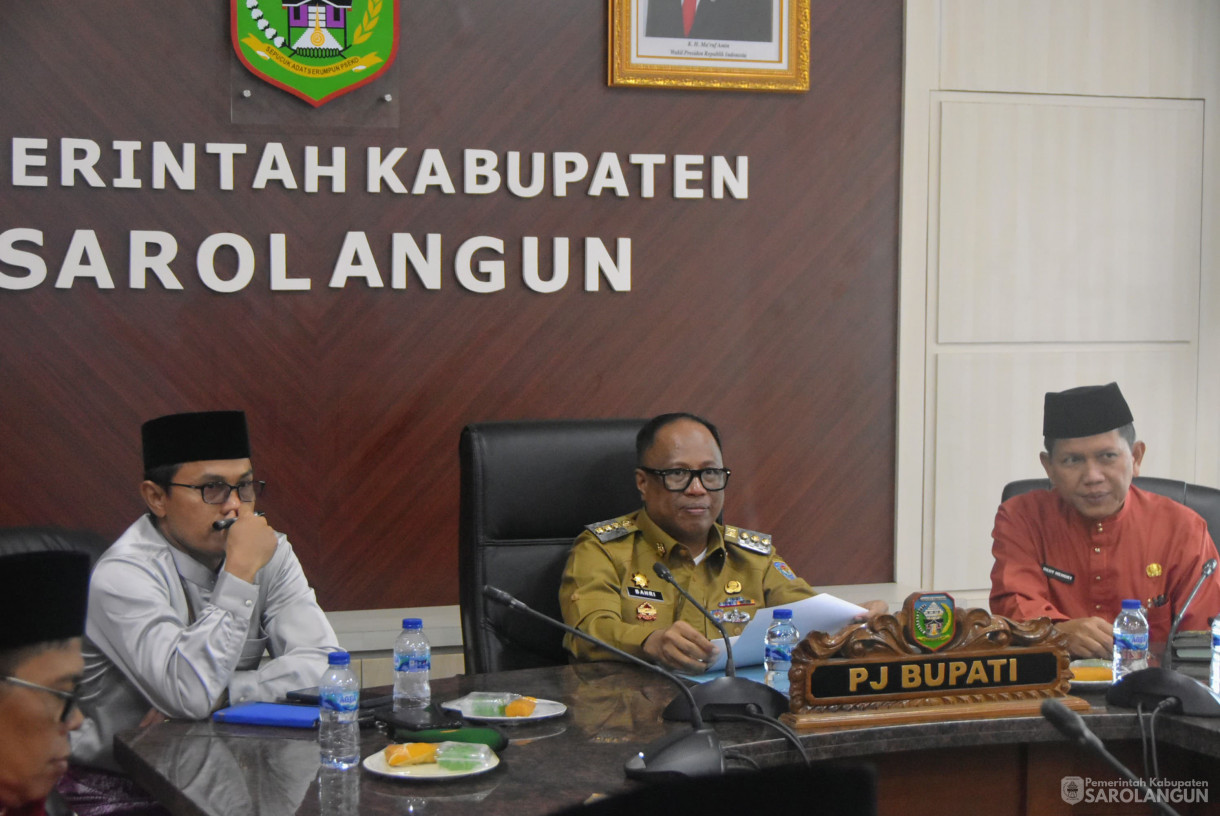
[363,741,500,780]
[1068,659,1114,691]
[440,692,567,723]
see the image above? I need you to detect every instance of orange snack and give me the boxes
[504,696,537,717]
[384,742,438,766]
[1070,665,1112,682]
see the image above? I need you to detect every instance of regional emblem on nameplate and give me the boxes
[910,592,955,651]
[232,0,400,106]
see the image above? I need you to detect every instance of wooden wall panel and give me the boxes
[0,1,902,610]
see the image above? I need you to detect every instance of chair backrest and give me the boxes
[458,419,646,674]
[0,526,110,567]
[1002,477,1220,551]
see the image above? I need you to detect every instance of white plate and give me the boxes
[1069,659,1114,691]
[362,749,500,780]
[440,695,568,723]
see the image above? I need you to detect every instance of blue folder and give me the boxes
[212,702,320,728]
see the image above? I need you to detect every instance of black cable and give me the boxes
[1148,697,1176,781]
[712,710,811,767]
[1136,701,1151,779]
[722,750,761,770]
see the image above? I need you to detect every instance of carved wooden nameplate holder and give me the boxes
[785,592,1089,730]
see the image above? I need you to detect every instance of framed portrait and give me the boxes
[609,0,809,92]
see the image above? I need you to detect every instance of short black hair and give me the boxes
[1044,422,1136,456]
[143,462,181,489]
[636,413,722,465]
[0,640,72,680]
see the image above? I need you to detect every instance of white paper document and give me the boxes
[702,593,866,672]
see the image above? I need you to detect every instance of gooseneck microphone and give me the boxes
[1162,557,1216,670]
[1040,699,1181,816]
[650,562,788,721]
[653,562,737,677]
[481,585,724,779]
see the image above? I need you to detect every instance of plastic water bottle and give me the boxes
[1210,617,1220,694]
[764,608,800,692]
[319,651,360,769]
[393,618,431,711]
[1112,599,1149,681]
[318,765,360,816]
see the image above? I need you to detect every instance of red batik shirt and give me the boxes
[990,485,1220,645]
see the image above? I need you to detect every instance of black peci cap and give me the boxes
[1043,383,1134,440]
[0,551,90,651]
[141,411,251,471]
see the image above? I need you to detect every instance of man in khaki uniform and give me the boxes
[560,413,886,673]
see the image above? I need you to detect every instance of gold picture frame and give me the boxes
[609,0,809,92]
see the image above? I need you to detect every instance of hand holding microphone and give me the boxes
[218,511,277,583]
[212,510,266,531]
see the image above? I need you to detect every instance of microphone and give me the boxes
[212,511,266,531]
[481,585,724,779]
[650,562,788,721]
[1162,557,1216,669]
[1040,699,1182,816]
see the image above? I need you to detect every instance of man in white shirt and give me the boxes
[71,411,338,774]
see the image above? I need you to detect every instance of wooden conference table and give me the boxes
[116,662,1220,816]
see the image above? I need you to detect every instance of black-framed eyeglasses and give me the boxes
[0,675,80,722]
[639,467,731,492]
[168,479,265,505]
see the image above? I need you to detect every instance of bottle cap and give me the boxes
[771,608,793,620]
[328,650,351,666]
[403,618,423,630]
[1121,599,1142,610]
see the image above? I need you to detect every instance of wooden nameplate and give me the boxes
[785,592,1087,731]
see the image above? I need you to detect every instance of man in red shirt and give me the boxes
[990,382,1220,658]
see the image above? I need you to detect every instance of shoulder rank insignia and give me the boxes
[724,525,772,555]
[586,515,638,543]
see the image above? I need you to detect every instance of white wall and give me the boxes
[897,0,1220,601]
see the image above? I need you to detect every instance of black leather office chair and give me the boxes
[0,526,110,565]
[1002,477,1220,554]
[458,419,646,674]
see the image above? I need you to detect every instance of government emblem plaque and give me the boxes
[232,0,399,107]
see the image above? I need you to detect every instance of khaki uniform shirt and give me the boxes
[559,508,815,662]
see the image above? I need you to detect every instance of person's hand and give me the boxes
[138,706,167,728]
[854,600,888,621]
[642,621,718,673]
[1054,617,1113,659]
[222,512,277,583]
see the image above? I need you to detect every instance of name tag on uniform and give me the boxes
[1041,564,1075,584]
[627,587,664,601]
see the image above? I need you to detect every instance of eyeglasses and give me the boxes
[1,675,80,722]
[168,479,265,505]
[639,467,731,492]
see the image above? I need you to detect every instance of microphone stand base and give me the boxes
[624,727,725,779]
[662,676,789,721]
